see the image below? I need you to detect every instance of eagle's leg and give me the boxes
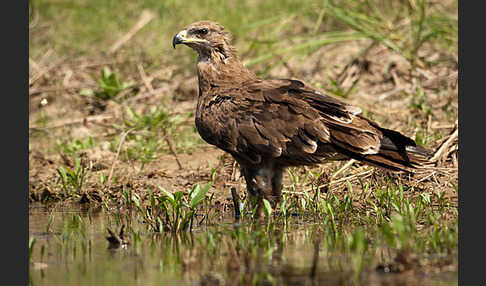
[240,166,274,218]
[270,166,284,205]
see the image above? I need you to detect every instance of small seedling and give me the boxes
[29,237,36,261]
[57,158,87,196]
[80,66,135,100]
[45,214,54,234]
[263,199,273,218]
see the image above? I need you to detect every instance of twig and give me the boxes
[29,57,41,73]
[336,40,377,81]
[282,169,373,195]
[29,114,113,130]
[431,123,456,129]
[108,129,133,182]
[109,10,155,54]
[62,69,73,87]
[282,190,309,195]
[30,64,56,86]
[29,84,96,96]
[378,86,406,101]
[29,49,58,86]
[164,135,183,169]
[29,3,39,29]
[230,160,238,181]
[331,159,356,179]
[137,63,155,94]
[416,68,434,80]
[310,235,321,283]
[70,60,127,70]
[312,170,372,191]
[125,86,169,104]
[430,127,458,162]
[416,171,437,183]
[231,187,241,221]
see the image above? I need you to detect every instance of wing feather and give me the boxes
[200,78,384,165]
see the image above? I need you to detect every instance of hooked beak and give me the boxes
[172,31,185,48]
[172,30,207,49]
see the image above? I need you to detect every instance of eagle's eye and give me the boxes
[194,28,209,36]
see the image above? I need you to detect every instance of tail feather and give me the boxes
[334,127,433,172]
[362,147,432,171]
[362,127,432,171]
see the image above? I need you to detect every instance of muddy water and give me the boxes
[29,203,456,286]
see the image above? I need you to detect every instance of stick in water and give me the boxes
[231,187,240,220]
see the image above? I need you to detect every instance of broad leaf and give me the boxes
[190,182,212,209]
[263,199,273,217]
[158,186,174,203]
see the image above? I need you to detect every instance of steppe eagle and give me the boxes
[172,21,430,216]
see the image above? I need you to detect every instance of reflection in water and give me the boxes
[29,203,456,286]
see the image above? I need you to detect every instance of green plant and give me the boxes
[115,106,197,167]
[56,136,95,155]
[130,181,213,233]
[29,237,36,261]
[408,86,432,116]
[322,0,457,68]
[99,172,107,184]
[80,66,135,100]
[56,158,87,196]
[347,228,368,283]
[326,76,359,98]
[124,106,172,131]
[262,198,273,218]
[45,213,54,234]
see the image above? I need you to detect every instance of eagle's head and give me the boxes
[172,21,235,59]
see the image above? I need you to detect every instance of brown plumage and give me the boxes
[172,21,431,214]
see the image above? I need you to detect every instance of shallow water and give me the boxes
[29,203,457,286]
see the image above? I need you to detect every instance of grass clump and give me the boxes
[108,106,198,168]
[123,181,213,233]
[80,66,135,101]
[56,136,95,155]
[56,158,87,197]
[321,0,457,68]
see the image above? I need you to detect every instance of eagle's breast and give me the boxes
[195,92,235,150]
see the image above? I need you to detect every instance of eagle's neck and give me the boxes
[196,47,256,97]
